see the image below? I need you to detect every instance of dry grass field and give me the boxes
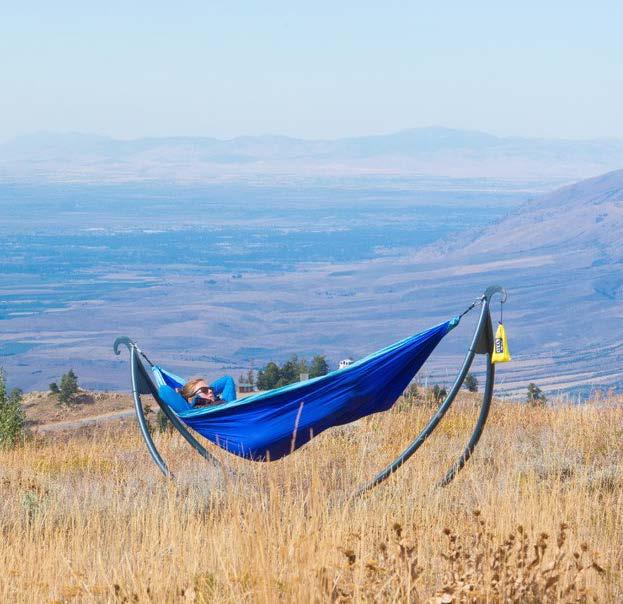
[1,393,622,602]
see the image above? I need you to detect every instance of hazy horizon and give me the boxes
[2,2,622,143]
[4,125,623,146]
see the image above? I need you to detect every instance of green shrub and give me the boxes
[464,372,478,392]
[0,369,26,449]
[527,382,547,406]
[431,384,448,405]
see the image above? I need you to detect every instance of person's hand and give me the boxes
[204,388,216,403]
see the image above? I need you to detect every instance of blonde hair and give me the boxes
[180,378,207,401]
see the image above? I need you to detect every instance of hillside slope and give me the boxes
[435,169,623,394]
[460,168,623,260]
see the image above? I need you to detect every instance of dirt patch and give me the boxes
[23,390,135,428]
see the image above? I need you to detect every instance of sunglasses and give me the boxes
[191,386,214,398]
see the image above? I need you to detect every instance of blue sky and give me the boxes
[1,1,622,142]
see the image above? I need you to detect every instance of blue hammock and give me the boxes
[114,285,506,488]
[150,318,457,460]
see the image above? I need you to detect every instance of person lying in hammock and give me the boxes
[179,375,236,407]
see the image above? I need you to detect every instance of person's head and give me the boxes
[180,378,215,404]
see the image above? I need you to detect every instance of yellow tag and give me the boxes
[492,322,511,363]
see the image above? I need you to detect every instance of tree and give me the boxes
[256,353,329,391]
[431,384,447,405]
[527,383,547,406]
[297,357,309,377]
[277,356,301,387]
[309,355,329,378]
[464,373,478,393]
[49,382,59,394]
[246,369,255,387]
[256,362,280,391]
[58,369,79,405]
[0,369,25,449]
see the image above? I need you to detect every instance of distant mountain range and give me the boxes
[2,127,623,182]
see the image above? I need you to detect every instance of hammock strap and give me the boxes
[457,296,482,320]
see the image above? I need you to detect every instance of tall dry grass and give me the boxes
[1,394,621,602]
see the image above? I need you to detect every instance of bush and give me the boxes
[0,369,25,449]
[464,372,478,392]
[49,382,59,394]
[431,384,448,405]
[527,382,547,406]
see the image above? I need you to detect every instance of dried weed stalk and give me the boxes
[433,511,606,603]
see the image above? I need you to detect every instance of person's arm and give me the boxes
[209,375,236,402]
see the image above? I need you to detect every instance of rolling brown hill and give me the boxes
[459,168,623,261]
[432,169,623,395]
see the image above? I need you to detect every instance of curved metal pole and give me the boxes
[113,336,134,356]
[435,286,506,486]
[353,298,490,496]
[354,285,507,496]
[438,352,495,486]
[129,345,171,477]
[114,337,224,477]
[132,352,225,470]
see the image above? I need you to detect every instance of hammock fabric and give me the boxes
[153,318,456,460]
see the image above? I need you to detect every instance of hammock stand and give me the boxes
[113,285,506,494]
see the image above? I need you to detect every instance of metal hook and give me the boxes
[483,285,508,304]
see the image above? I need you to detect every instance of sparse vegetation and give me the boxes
[156,408,173,434]
[0,369,25,449]
[430,383,448,405]
[239,369,257,389]
[402,382,419,403]
[0,393,621,601]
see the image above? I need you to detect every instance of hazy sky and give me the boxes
[2,1,622,142]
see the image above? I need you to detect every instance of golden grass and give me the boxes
[1,395,622,602]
